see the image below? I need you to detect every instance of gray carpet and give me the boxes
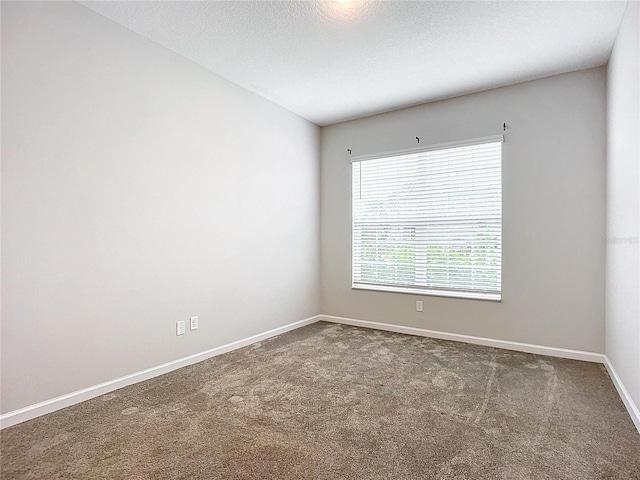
[1,322,639,479]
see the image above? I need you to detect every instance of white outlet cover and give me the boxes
[416,301,424,312]
[190,316,198,331]
[176,321,186,336]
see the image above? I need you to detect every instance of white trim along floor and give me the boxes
[2,314,638,434]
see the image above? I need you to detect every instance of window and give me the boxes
[352,136,503,301]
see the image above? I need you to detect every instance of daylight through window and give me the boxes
[352,136,503,301]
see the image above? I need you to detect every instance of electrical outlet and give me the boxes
[176,320,186,336]
[190,316,198,331]
[416,300,423,312]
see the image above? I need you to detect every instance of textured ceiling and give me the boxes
[77,1,627,126]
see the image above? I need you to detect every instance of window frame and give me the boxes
[350,135,503,302]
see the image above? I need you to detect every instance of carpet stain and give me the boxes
[1,322,639,479]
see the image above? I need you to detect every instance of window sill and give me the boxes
[352,284,501,302]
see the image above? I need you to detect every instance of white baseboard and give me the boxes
[603,356,640,434]
[6,313,636,436]
[319,315,606,363]
[0,315,320,429]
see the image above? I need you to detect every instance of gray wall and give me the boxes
[1,2,320,413]
[321,68,607,353]
[606,1,640,411]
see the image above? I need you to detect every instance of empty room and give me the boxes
[1,0,639,478]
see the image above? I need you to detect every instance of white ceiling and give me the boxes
[78,1,627,126]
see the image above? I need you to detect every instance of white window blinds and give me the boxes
[352,136,503,301]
